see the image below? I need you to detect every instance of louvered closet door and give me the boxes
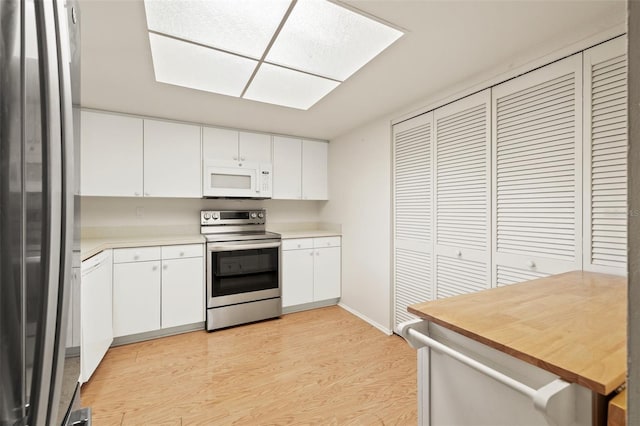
[433,90,491,298]
[393,112,433,330]
[583,37,628,275]
[492,54,583,285]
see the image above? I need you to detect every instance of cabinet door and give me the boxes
[434,90,491,298]
[313,246,341,301]
[393,112,433,329]
[302,140,328,200]
[272,136,302,199]
[143,119,201,198]
[161,257,204,328]
[112,261,161,337]
[81,111,143,196]
[583,37,628,275]
[81,250,113,382]
[492,54,582,284]
[281,249,314,307]
[239,131,271,162]
[202,127,239,161]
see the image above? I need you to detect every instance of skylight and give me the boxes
[143,0,403,110]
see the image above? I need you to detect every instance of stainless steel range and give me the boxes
[201,209,281,331]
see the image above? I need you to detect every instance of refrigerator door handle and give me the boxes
[30,0,69,424]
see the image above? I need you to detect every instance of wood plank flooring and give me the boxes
[81,306,417,425]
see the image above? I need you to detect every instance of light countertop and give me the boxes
[81,226,204,261]
[408,271,627,395]
[272,229,342,239]
[80,224,341,260]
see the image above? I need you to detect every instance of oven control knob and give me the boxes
[258,212,264,219]
[203,212,211,220]
[250,212,257,219]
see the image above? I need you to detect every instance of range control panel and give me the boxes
[200,210,266,226]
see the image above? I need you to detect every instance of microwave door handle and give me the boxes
[207,242,281,252]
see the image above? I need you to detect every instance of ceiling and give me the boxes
[79,0,626,141]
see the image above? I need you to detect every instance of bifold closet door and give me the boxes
[583,37,628,276]
[433,90,491,298]
[393,112,433,330]
[492,54,583,286]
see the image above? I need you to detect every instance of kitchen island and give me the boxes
[400,271,626,426]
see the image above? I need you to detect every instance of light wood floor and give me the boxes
[81,306,417,425]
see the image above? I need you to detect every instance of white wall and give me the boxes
[319,120,393,333]
[81,197,323,228]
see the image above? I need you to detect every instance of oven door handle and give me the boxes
[207,241,282,252]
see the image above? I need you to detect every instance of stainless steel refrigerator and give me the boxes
[0,0,86,424]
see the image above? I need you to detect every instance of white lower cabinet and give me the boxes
[313,246,341,301]
[112,256,162,337]
[112,244,204,338]
[282,237,341,309]
[161,255,204,328]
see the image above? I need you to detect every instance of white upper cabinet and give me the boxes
[81,110,143,196]
[239,131,272,162]
[143,119,201,198]
[202,127,272,163]
[202,127,238,161]
[492,54,583,284]
[433,89,491,298]
[81,111,328,199]
[393,112,433,330]
[272,137,328,200]
[302,140,328,200]
[273,136,302,199]
[582,37,628,276]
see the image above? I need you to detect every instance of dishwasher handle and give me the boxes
[398,319,576,426]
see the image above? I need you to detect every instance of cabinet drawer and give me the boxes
[113,246,161,263]
[314,236,341,248]
[162,244,203,260]
[282,238,314,251]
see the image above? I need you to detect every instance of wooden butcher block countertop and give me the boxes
[408,271,627,395]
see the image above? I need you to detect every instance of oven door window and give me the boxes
[211,247,278,296]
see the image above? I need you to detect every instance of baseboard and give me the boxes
[111,322,205,346]
[282,298,339,314]
[338,303,392,336]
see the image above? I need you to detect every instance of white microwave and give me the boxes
[202,160,272,198]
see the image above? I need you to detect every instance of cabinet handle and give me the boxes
[134,253,140,260]
[528,260,536,268]
[309,251,314,256]
[163,265,168,270]
[152,265,158,271]
[456,250,462,258]
[180,251,185,257]
[144,192,150,196]
[240,156,245,161]
[134,192,141,196]
[316,252,320,256]
[233,156,238,161]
